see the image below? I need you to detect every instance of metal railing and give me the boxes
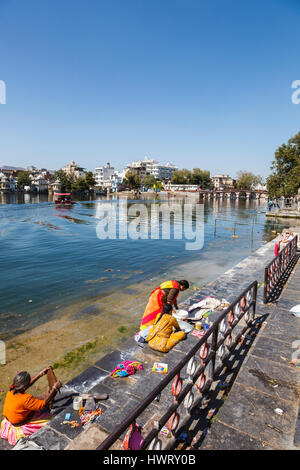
[263,235,298,304]
[97,280,257,450]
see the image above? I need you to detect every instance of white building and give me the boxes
[148,162,178,181]
[211,174,235,189]
[62,160,86,179]
[94,163,123,191]
[94,163,115,187]
[126,157,178,181]
[0,172,16,191]
[30,174,48,193]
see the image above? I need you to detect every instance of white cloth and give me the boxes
[188,297,228,321]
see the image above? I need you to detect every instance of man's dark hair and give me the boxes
[179,280,189,289]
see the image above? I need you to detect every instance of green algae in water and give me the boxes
[118,326,127,333]
[52,339,99,370]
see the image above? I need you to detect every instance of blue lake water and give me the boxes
[0,193,288,339]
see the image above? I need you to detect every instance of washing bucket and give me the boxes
[173,309,189,321]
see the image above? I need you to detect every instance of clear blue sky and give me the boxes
[0,0,300,178]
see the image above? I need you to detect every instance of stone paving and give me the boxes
[2,235,299,450]
[202,258,300,450]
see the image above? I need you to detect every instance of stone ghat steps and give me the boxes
[201,261,300,450]
[2,235,294,451]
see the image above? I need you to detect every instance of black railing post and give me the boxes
[263,266,268,304]
[210,324,218,381]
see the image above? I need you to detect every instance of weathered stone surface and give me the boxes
[27,426,70,450]
[65,365,110,393]
[64,423,121,450]
[215,382,298,449]
[236,355,300,403]
[261,307,300,344]
[48,404,85,440]
[94,394,158,440]
[94,349,135,372]
[202,421,277,450]
[250,335,297,366]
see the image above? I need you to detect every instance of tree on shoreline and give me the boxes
[53,170,74,192]
[54,169,96,192]
[235,171,263,190]
[123,171,141,190]
[17,171,31,189]
[85,171,96,188]
[266,131,300,198]
[142,174,157,190]
[171,168,212,188]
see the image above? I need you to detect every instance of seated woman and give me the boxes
[0,368,61,446]
[146,304,186,353]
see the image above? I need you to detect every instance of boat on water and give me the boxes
[54,192,75,205]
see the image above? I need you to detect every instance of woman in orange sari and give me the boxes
[140,279,189,332]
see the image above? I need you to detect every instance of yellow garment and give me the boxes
[146,314,185,353]
[160,280,179,290]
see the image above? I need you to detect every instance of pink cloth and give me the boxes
[0,411,51,446]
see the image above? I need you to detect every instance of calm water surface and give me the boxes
[0,193,289,339]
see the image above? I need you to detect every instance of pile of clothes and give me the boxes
[110,361,143,378]
[188,296,229,323]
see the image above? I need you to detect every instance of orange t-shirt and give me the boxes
[3,390,46,425]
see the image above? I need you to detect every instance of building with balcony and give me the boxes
[125,157,178,181]
[211,174,235,190]
[94,163,115,187]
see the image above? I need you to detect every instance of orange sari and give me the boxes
[140,281,179,330]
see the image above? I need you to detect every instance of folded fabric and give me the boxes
[110,361,143,378]
[188,297,221,321]
[188,296,219,313]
